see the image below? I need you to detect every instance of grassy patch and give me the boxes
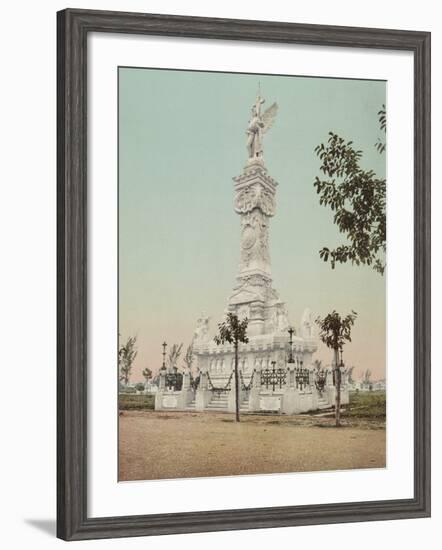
[344,391,386,419]
[119,393,155,411]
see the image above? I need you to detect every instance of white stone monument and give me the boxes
[155,93,349,414]
[192,93,318,399]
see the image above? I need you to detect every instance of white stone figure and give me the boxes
[268,304,289,334]
[301,308,314,339]
[276,304,289,333]
[193,315,210,343]
[246,94,278,161]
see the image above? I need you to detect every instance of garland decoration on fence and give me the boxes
[240,370,255,391]
[207,371,234,396]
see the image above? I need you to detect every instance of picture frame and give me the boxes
[57,8,431,541]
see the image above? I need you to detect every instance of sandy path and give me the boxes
[119,411,385,481]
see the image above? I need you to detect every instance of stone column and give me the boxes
[282,364,297,414]
[248,367,261,411]
[182,367,191,390]
[177,367,194,408]
[309,367,319,410]
[325,368,336,407]
[228,162,280,337]
[195,368,211,411]
[154,369,167,410]
[288,363,295,388]
[158,369,166,391]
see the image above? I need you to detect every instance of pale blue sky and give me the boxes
[119,67,386,382]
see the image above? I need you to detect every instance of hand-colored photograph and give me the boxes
[118,67,386,482]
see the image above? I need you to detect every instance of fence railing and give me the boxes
[294,367,310,390]
[161,364,342,394]
[314,368,328,394]
[260,364,287,391]
[164,371,183,391]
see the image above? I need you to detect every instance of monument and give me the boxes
[155,93,349,414]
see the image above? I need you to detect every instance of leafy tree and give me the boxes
[316,311,357,427]
[168,343,183,371]
[214,313,249,422]
[135,382,145,392]
[313,107,386,275]
[142,367,152,383]
[375,104,386,153]
[118,335,138,386]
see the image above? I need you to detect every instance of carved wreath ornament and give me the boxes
[234,185,275,216]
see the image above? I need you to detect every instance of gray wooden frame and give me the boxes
[57,8,431,541]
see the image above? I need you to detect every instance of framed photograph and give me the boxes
[57,8,431,541]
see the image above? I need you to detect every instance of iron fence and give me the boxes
[261,364,287,391]
[295,367,310,390]
[164,371,183,391]
[314,368,328,394]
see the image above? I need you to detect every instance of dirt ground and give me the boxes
[119,411,386,481]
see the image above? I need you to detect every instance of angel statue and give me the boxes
[246,93,278,161]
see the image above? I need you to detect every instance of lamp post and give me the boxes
[161,341,167,371]
[287,326,295,364]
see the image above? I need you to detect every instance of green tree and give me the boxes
[214,313,249,422]
[316,311,357,427]
[118,335,138,386]
[313,107,386,275]
[375,104,386,153]
[135,382,145,392]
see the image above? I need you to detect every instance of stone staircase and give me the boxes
[206,393,229,411]
[317,396,330,409]
[240,395,250,412]
[185,393,253,413]
[185,397,196,410]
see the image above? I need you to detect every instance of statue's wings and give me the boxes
[261,102,278,133]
